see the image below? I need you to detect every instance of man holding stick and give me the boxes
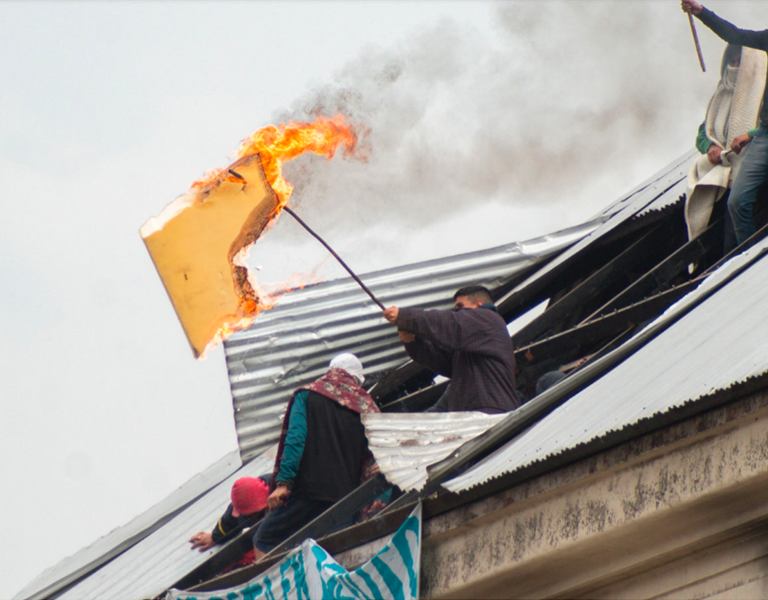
[383,285,520,414]
[682,1,768,249]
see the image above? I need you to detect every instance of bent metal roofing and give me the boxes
[441,237,768,493]
[223,218,598,461]
[364,239,768,496]
[223,151,695,464]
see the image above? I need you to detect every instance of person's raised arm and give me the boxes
[395,306,497,353]
[404,335,454,377]
[684,1,768,51]
[384,306,453,376]
[681,0,702,16]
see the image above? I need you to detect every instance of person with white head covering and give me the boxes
[250,353,380,561]
[329,352,365,385]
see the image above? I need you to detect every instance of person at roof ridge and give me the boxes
[683,0,768,251]
[189,476,269,552]
[250,353,381,561]
[685,42,766,248]
[383,285,521,414]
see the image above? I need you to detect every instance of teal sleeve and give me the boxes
[748,128,760,139]
[696,122,713,154]
[277,391,308,485]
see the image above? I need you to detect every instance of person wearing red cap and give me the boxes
[189,476,269,552]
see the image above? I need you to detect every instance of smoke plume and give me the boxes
[254,1,764,279]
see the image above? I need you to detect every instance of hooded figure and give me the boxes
[189,476,269,553]
[250,353,379,560]
[685,45,767,242]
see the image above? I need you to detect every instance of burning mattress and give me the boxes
[140,154,279,358]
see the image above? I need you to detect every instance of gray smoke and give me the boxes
[252,1,764,279]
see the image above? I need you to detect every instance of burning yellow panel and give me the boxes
[140,154,279,358]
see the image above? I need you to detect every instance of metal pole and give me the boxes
[282,206,386,310]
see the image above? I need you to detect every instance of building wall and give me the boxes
[419,390,768,599]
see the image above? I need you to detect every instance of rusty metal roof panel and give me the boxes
[42,448,276,600]
[361,412,507,491]
[13,451,243,600]
[443,238,768,493]
[224,221,597,461]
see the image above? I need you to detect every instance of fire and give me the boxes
[201,316,257,361]
[193,114,359,209]
[259,270,324,306]
[190,114,361,358]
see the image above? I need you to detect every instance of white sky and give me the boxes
[0,1,763,597]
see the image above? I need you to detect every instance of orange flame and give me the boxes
[192,114,359,210]
[260,270,323,304]
[192,115,361,358]
[197,315,257,361]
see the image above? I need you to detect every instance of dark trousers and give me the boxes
[252,495,332,553]
[726,126,768,251]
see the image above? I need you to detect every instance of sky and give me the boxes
[0,1,764,597]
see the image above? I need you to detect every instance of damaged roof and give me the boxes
[21,148,757,600]
[224,217,598,461]
[443,237,768,493]
[224,151,697,465]
[365,237,768,494]
[361,411,507,492]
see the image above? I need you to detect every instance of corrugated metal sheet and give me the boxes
[48,448,276,600]
[14,450,242,600]
[443,238,768,493]
[224,221,597,461]
[224,150,697,464]
[594,150,695,220]
[361,412,506,491]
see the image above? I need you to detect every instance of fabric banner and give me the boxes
[168,503,421,600]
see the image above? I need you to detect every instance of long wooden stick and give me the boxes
[282,206,386,310]
[688,13,706,72]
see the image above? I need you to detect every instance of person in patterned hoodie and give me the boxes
[251,353,380,560]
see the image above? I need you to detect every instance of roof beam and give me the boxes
[581,218,722,324]
[516,277,702,370]
[512,221,676,349]
[496,207,675,319]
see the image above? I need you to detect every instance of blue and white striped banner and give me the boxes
[169,503,421,600]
